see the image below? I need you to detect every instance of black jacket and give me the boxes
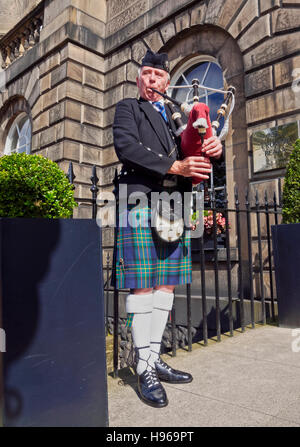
[113,97,192,197]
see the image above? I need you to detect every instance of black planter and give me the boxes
[0,218,108,427]
[272,223,300,328]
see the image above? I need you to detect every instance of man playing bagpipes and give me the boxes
[112,50,223,408]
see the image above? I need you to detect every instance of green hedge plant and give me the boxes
[282,138,300,224]
[0,153,78,218]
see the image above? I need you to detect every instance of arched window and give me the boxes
[4,113,32,155]
[170,56,225,136]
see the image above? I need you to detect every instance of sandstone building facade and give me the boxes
[0,0,299,258]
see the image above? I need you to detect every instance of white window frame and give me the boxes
[169,55,224,105]
[4,112,32,155]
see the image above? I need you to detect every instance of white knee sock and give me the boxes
[126,293,153,375]
[149,290,174,367]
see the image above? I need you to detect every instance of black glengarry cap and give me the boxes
[141,49,169,73]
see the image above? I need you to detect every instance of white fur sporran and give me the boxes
[152,199,184,243]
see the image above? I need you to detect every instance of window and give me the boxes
[4,113,32,155]
[170,57,225,135]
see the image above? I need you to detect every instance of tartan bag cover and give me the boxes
[113,204,192,289]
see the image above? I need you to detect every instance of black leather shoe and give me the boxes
[155,357,193,384]
[137,368,168,408]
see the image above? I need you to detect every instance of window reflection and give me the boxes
[4,113,32,155]
[170,61,224,134]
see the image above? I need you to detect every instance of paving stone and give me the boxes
[108,326,300,427]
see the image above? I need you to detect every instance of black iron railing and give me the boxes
[67,162,282,378]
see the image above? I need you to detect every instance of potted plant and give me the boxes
[203,210,227,248]
[271,139,300,328]
[0,153,108,427]
[190,209,228,255]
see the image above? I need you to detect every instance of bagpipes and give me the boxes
[151,80,235,201]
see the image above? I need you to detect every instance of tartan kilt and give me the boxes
[112,204,192,290]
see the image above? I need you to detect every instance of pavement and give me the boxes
[107,324,300,427]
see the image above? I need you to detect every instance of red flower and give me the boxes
[203,210,229,235]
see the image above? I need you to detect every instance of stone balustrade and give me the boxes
[0,2,44,70]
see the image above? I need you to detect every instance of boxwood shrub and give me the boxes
[282,138,300,224]
[0,153,78,218]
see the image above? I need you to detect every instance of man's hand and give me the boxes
[167,156,212,181]
[202,136,223,159]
